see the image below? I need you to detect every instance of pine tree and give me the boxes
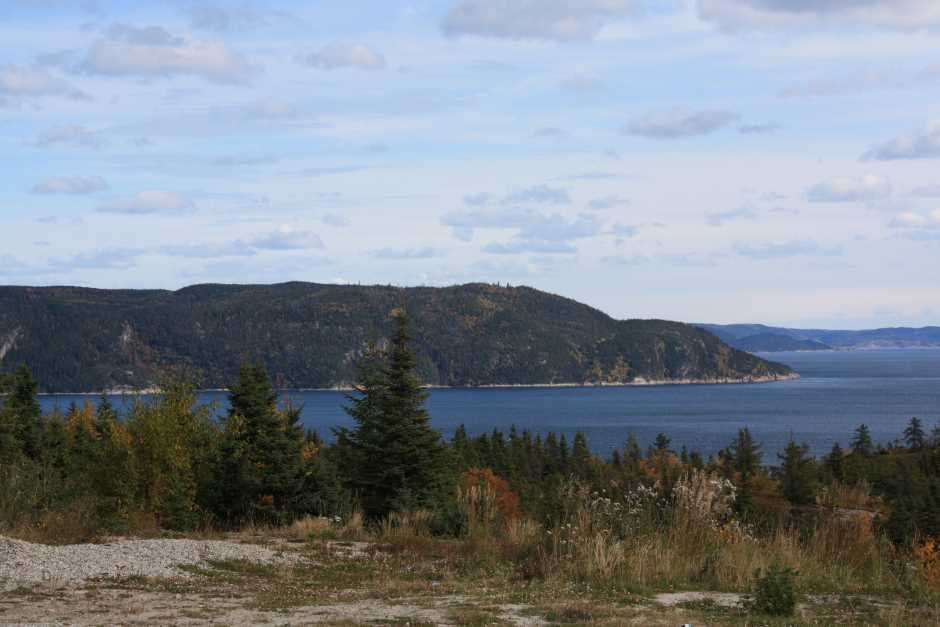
[213,361,303,524]
[729,428,762,516]
[825,442,844,482]
[904,417,926,450]
[340,310,449,518]
[851,424,874,456]
[779,440,816,505]
[5,365,43,459]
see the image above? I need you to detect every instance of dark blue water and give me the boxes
[38,349,940,459]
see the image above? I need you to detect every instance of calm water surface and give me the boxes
[39,349,940,459]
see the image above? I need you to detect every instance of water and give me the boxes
[38,349,940,460]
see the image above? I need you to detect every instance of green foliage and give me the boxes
[747,562,798,616]
[852,424,874,457]
[778,440,817,505]
[211,361,304,525]
[905,417,926,450]
[338,310,451,518]
[0,283,792,392]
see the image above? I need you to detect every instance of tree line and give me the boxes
[1,310,938,546]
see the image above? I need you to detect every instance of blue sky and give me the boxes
[2,0,940,328]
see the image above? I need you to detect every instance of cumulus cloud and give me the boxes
[29,125,105,149]
[372,246,441,259]
[441,0,640,41]
[248,226,325,250]
[697,0,940,30]
[806,175,891,202]
[734,240,839,259]
[97,190,195,215]
[889,209,940,230]
[188,4,291,31]
[50,247,146,271]
[31,175,108,194]
[912,184,940,198]
[863,121,940,161]
[623,109,739,139]
[80,23,250,83]
[301,43,386,70]
[441,207,535,240]
[0,65,87,103]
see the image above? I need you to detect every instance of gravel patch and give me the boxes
[0,536,298,590]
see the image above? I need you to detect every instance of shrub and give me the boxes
[748,562,798,616]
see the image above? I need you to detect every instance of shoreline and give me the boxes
[36,373,800,396]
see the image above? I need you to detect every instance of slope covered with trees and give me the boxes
[0,283,792,392]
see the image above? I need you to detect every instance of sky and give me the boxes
[1,0,940,329]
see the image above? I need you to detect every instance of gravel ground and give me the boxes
[0,536,296,590]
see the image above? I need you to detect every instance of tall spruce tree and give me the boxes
[213,361,303,524]
[779,440,817,505]
[904,417,926,450]
[340,310,449,518]
[5,365,43,460]
[851,424,874,457]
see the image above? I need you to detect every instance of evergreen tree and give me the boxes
[653,433,671,453]
[340,310,449,518]
[904,417,926,450]
[851,424,874,457]
[5,365,43,459]
[779,440,817,505]
[825,442,844,482]
[213,361,303,524]
[728,428,762,516]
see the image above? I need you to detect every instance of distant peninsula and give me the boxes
[698,323,940,352]
[0,283,793,393]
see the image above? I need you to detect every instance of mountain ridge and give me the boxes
[699,323,940,352]
[0,282,793,392]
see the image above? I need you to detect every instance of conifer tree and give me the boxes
[340,310,449,518]
[904,417,926,450]
[213,361,303,524]
[6,365,43,459]
[825,442,844,482]
[779,440,816,505]
[729,428,762,516]
[851,424,874,457]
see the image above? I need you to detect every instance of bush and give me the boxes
[747,562,798,616]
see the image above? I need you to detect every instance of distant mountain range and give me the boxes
[698,323,940,352]
[0,283,793,393]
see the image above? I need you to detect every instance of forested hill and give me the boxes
[0,282,792,392]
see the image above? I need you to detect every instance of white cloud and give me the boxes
[806,175,891,202]
[589,195,629,210]
[734,240,840,259]
[97,191,195,215]
[31,175,108,194]
[503,184,571,205]
[249,226,325,250]
[889,209,940,230]
[301,43,386,70]
[623,109,739,139]
[81,24,250,83]
[372,246,441,259]
[441,0,640,41]
[483,240,577,254]
[0,65,86,103]
[706,206,758,226]
[697,0,940,30]
[863,121,940,161]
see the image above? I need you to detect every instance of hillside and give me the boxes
[0,283,792,392]
[700,323,940,352]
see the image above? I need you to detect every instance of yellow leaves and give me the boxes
[65,400,98,439]
[916,538,940,591]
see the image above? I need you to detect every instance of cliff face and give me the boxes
[0,283,793,392]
